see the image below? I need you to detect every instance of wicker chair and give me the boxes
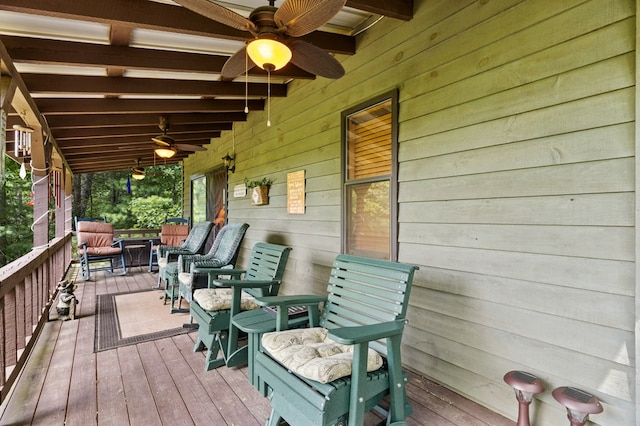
[157,221,213,289]
[163,222,249,312]
[148,218,190,272]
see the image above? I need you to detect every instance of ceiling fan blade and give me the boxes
[152,134,175,146]
[221,46,256,80]
[173,0,256,33]
[175,143,207,152]
[275,0,346,37]
[289,40,345,79]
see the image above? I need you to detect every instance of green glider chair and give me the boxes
[253,255,419,426]
[190,242,292,371]
[157,221,213,289]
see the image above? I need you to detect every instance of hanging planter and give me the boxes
[245,177,272,206]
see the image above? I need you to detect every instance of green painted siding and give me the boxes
[184,0,637,424]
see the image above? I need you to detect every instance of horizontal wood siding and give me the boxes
[184,0,636,424]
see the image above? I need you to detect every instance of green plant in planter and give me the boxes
[244,177,273,188]
[244,177,273,205]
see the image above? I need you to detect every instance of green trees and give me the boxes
[0,159,34,266]
[0,161,183,267]
[72,164,183,229]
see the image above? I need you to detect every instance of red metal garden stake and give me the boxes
[503,371,545,426]
[552,386,603,426]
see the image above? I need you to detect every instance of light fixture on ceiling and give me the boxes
[152,133,177,159]
[154,146,177,159]
[246,36,290,127]
[132,159,145,180]
[132,167,145,180]
[246,37,292,72]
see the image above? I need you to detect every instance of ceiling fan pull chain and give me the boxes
[244,47,249,114]
[267,68,272,127]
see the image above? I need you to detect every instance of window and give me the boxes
[190,174,206,223]
[342,90,398,260]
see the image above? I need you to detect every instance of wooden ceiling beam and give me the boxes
[57,135,216,148]
[345,0,413,21]
[1,36,315,79]
[21,74,287,97]
[40,112,247,129]
[35,98,264,114]
[52,123,232,140]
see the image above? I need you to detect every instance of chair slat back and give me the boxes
[181,221,214,253]
[205,222,249,266]
[319,255,419,355]
[243,242,292,298]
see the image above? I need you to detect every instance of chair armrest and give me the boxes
[192,267,246,288]
[255,295,325,329]
[255,294,327,307]
[328,320,405,345]
[112,239,124,249]
[212,279,279,289]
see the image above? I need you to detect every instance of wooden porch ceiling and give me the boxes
[0,0,413,175]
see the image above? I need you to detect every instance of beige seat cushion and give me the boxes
[158,257,168,268]
[193,288,260,312]
[178,272,192,287]
[261,327,383,384]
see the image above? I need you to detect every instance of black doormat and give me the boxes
[94,289,192,352]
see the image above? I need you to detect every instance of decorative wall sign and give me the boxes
[234,183,247,197]
[287,170,305,214]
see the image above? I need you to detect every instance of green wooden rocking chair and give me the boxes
[253,255,419,426]
[190,242,292,371]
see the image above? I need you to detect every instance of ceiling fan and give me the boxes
[173,0,347,80]
[131,159,146,180]
[152,116,208,159]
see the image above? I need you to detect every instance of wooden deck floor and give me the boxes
[0,267,514,425]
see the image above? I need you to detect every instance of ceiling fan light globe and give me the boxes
[247,38,292,71]
[132,168,145,180]
[155,147,177,159]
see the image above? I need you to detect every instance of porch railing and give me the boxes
[0,233,72,402]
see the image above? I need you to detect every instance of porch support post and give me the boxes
[31,128,48,249]
[64,168,73,234]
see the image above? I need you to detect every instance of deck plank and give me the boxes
[96,349,130,425]
[0,321,61,425]
[154,335,228,424]
[0,268,513,426]
[137,340,194,425]
[65,316,98,426]
[117,345,162,425]
[32,319,79,424]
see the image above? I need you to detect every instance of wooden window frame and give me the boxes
[341,89,399,261]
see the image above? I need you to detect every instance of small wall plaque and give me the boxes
[233,183,247,197]
[287,170,305,214]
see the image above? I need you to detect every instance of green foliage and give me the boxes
[0,158,35,266]
[130,195,182,229]
[244,176,273,188]
[0,161,183,267]
[75,164,183,229]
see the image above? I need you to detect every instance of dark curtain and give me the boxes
[204,168,227,251]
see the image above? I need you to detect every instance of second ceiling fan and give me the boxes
[173,0,347,80]
[152,116,208,159]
